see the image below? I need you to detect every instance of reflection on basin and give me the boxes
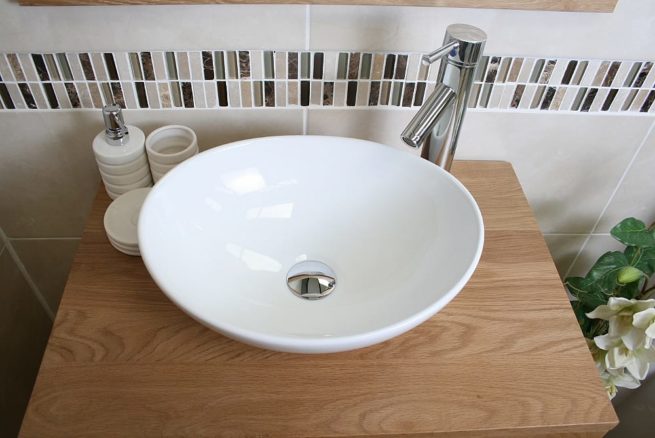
[138,136,484,353]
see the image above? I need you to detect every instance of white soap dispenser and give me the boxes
[92,105,152,199]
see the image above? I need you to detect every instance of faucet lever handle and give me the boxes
[422,41,459,65]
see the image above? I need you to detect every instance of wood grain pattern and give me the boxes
[20,161,617,437]
[18,0,618,13]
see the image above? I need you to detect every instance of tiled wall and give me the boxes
[1,51,654,113]
[1,0,655,433]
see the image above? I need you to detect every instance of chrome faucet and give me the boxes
[401,24,486,171]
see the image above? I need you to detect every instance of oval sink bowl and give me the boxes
[139,136,484,353]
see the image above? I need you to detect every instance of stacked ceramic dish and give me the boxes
[103,188,151,256]
[146,125,199,183]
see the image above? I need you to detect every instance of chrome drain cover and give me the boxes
[286,261,337,300]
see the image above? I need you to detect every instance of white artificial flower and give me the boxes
[587,338,641,399]
[600,368,641,399]
[587,297,655,350]
[633,308,655,340]
[593,333,655,380]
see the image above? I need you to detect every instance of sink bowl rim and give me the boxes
[139,135,485,353]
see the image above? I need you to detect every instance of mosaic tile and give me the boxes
[357,81,370,107]
[323,52,337,81]
[287,52,298,80]
[275,52,287,81]
[590,88,609,112]
[497,57,511,83]
[7,54,25,81]
[194,82,207,108]
[550,87,567,111]
[158,82,171,108]
[112,53,131,82]
[371,54,384,81]
[18,54,38,81]
[169,81,182,107]
[217,81,229,107]
[146,82,160,109]
[0,55,15,81]
[42,83,58,109]
[88,82,103,108]
[310,81,321,106]
[189,52,203,81]
[30,83,48,109]
[31,54,49,81]
[300,80,310,106]
[360,53,372,80]
[391,81,402,106]
[414,82,426,107]
[591,61,609,86]
[507,58,523,83]
[368,81,380,106]
[202,51,214,80]
[402,82,415,107]
[323,81,334,106]
[18,83,37,109]
[0,50,653,114]
[228,81,241,107]
[141,52,155,81]
[313,53,324,80]
[104,53,119,81]
[166,52,178,80]
[205,81,217,108]
[333,81,346,107]
[379,81,391,106]
[262,52,274,80]
[91,53,108,81]
[276,81,286,107]
[300,52,311,80]
[209,51,222,81]
[287,81,298,106]
[518,85,536,109]
[135,82,148,108]
[177,52,191,81]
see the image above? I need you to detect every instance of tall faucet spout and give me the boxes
[401,83,456,149]
[400,23,486,173]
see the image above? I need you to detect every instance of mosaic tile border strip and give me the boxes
[0,50,653,113]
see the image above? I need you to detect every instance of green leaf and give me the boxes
[617,266,644,284]
[584,251,630,295]
[611,218,655,248]
[572,300,594,337]
[624,246,655,277]
[565,276,607,310]
[617,279,643,299]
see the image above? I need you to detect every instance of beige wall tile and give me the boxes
[307,108,420,156]
[126,108,303,152]
[543,235,587,279]
[0,250,51,437]
[0,112,100,238]
[595,123,655,233]
[11,238,80,314]
[0,3,305,52]
[309,1,654,60]
[567,234,624,278]
[456,112,652,234]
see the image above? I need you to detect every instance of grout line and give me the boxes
[305,5,311,51]
[543,233,610,237]
[302,108,308,135]
[563,118,655,278]
[0,227,55,321]
[9,237,81,241]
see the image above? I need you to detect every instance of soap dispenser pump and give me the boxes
[102,104,130,145]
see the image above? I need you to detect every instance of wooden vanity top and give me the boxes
[20,161,616,437]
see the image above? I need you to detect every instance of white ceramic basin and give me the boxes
[139,136,483,353]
